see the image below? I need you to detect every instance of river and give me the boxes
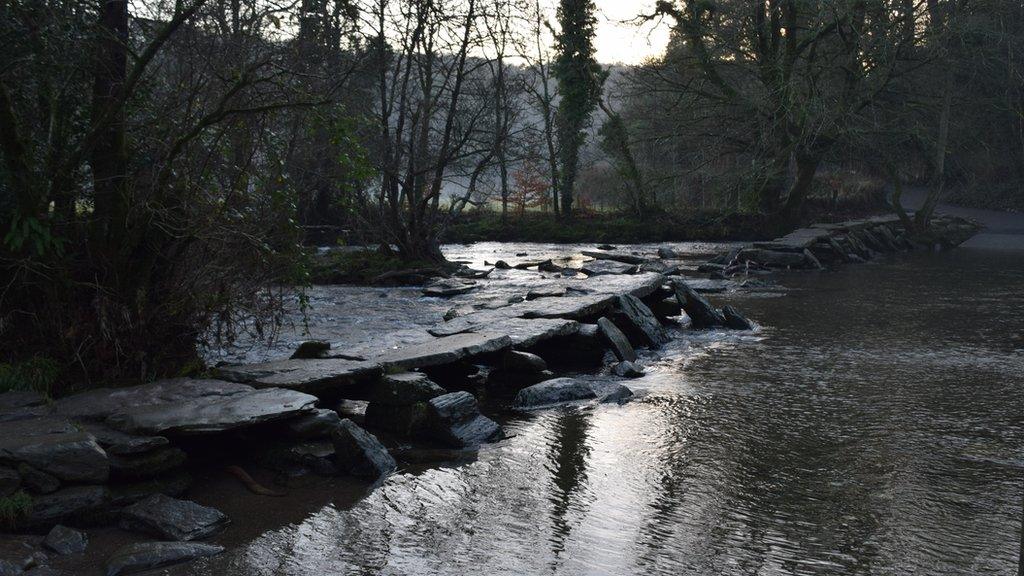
[165,231,1024,576]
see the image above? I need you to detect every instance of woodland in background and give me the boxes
[1,0,1021,391]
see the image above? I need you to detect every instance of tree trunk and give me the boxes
[780,150,820,221]
[90,0,130,247]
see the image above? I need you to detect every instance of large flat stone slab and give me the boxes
[108,387,317,436]
[581,250,647,265]
[430,315,578,349]
[214,358,383,394]
[580,260,635,276]
[521,293,618,320]
[586,272,665,299]
[119,494,229,541]
[0,391,47,423]
[54,379,253,421]
[376,332,513,370]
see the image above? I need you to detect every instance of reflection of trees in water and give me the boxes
[545,409,594,569]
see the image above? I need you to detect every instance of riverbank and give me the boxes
[0,212,989,575]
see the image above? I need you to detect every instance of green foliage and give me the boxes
[553,0,606,216]
[0,357,61,398]
[0,491,32,527]
[3,215,64,257]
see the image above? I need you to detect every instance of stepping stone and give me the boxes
[597,317,637,362]
[501,351,547,374]
[581,250,646,265]
[105,542,224,576]
[54,379,253,421]
[672,282,726,329]
[586,272,665,299]
[611,294,669,348]
[43,525,88,555]
[422,279,477,297]
[377,333,512,370]
[426,392,501,448]
[521,294,618,320]
[215,359,383,394]
[331,419,396,480]
[580,260,635,276]
[81,425,169,457]
[526,285,567,300]
[108,387,317,436]
[0,391,47,423]
[363,402,431,437]
[119,494,229,541]
[722,305,755,330]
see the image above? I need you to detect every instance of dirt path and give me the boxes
[899,187,1024,251]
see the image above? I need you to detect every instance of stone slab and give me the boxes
[376,332,513,370]
[214,358,383,394]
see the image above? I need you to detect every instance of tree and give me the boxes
[552,0,604,218]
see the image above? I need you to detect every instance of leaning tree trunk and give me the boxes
[780,150,820,224]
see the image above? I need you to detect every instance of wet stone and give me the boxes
[119,494,229,541]
[215,359,383,395]
[512,378,597,409]
[290,340,332,359]
[105,542,224,576]
[612,294,669,348]
[612,361,645,378]
[377,332,513,370]
[283,409,343,439]
[426,392,502,448]
[43,525,87,555]
[581,250,646,265]
[673,282,726,329]
[81,425,169,457]
[363,372,446,406]
[597,317,637,363]
[422,278,478,297]
[581,260,635,276]
[18,465,59,495]
[108,447,187,481]
[364,402,430,437]
[0,418,109,483]
[108,386,318,436]
[25,485,108,527]
[331,419,396,480]
[722,305,755,331]
[0,391,47,423]
[501,350,547,374]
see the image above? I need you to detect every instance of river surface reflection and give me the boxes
[193,244,1023,576]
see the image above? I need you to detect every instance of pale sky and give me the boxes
[591,0,672,64]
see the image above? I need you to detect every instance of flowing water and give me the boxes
[176,237,1024,576]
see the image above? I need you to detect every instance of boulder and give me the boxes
[736,248,808,268]
[672,282,726,329]
[493,260,511,269]
[422,279,477,297]
[512,378,596,409]
[657,247,682,259]
[18,465,59,495]
[649,296,682,320]
[108,447,186,481]
[580,260,635,276]
[105,542,223,576]
[596,244,617,250]
[0,391,47,423]
[426,392,501,448]
[513,377,634,409]
[81,425,169,457]
[106,472,191,509]
[611,361,645,378]
[283,409,343,439]
[214,360,383,394]
[537,259,564,273]
[43,525,87,555]
[257,441,338,477]
[0,418,109,483]
[290,340,331,359]
[108,387,317,436]
[363,372,446,406]
[722,305,755,330]
[363,402,430,437]
[611,294,669,348]
[331,419,396,480]
[119,494,228,541]
[501,351,548,374]
[597,317,637,363]
[25,486,108,527]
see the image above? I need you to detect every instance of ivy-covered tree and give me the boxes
[552,0,604,218]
